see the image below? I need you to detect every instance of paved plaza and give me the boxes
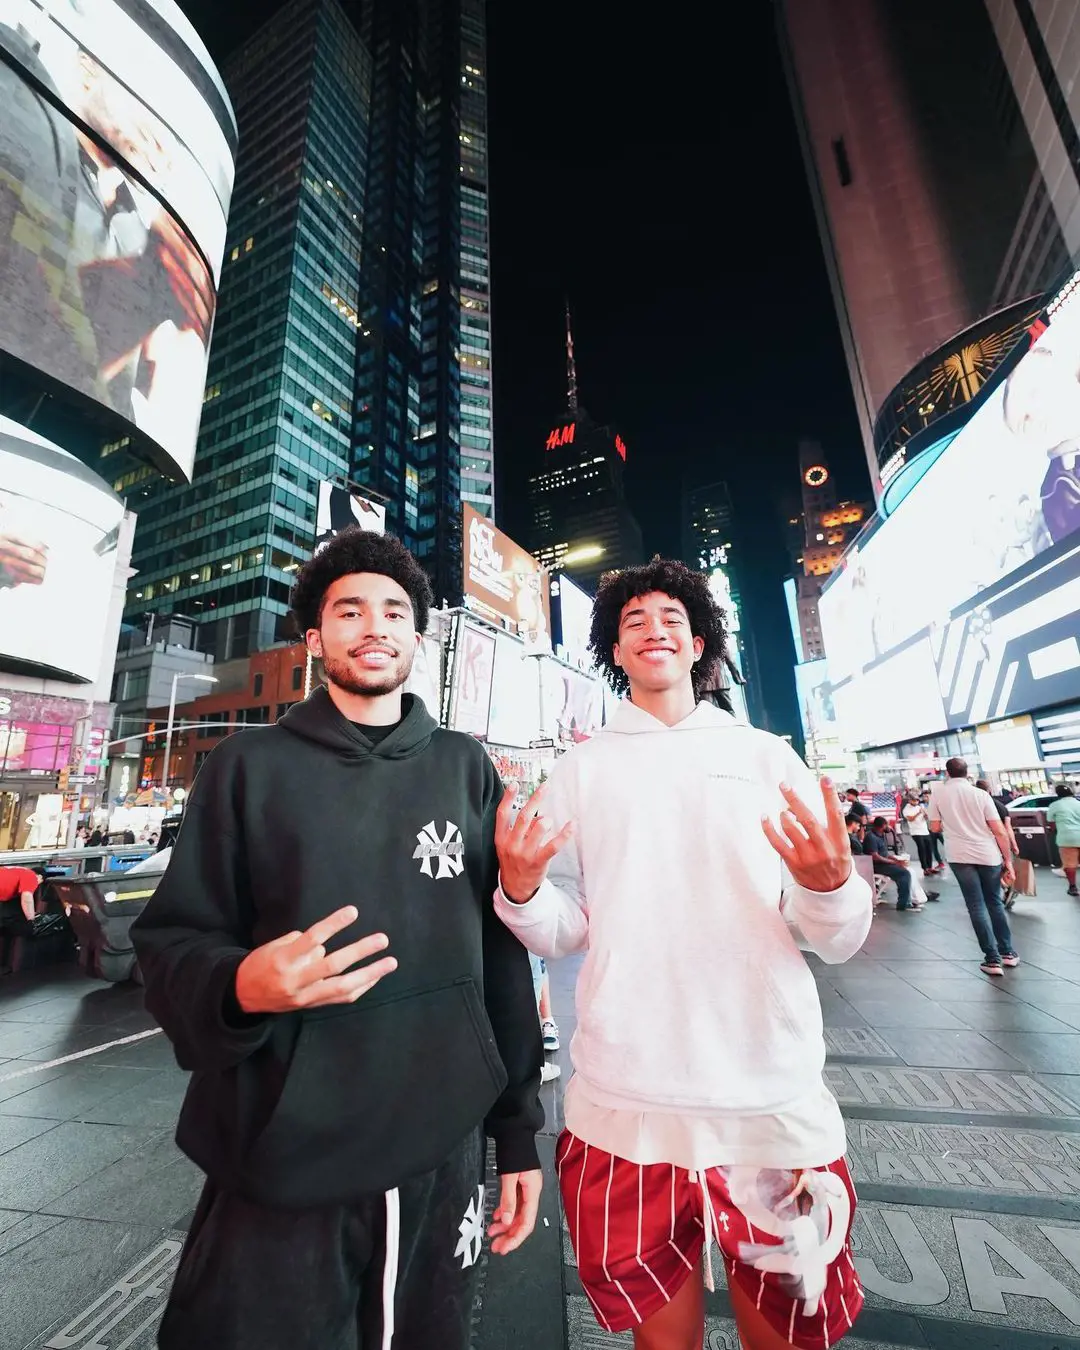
[4,867,1080,1348]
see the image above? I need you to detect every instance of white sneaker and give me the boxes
[541,1018,560,1051]
[541,1062,561,1083]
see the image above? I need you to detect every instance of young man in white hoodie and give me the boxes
[493,560,872,1350]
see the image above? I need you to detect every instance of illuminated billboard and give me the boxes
[463,505,551,648]
[0,0,237,483]
[820,274,1080,748]
[448,621,496,738]
[315,481,386,548]
[554,574,594,671]
[0,414,125,681]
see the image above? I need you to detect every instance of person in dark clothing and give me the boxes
[131,529,544,1350]
[844,788,868,824]
[846,818,864,854]
[864,817,921,912]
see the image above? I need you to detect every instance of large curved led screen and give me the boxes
[820,276,1080,749]
[0,414,125,681]
[0,0,236,482]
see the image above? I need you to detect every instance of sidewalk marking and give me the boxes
[0,1028,163,1084]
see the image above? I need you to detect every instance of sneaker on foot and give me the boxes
[924,891,940,902]
[541,1018,560,1051]
[1069,887,1079,898]
[1001,953,1020,968]
[981,961,1005,976]
[541,1062,561,1083]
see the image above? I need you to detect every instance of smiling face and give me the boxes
[305,572,420,698]
[612,591,705,696]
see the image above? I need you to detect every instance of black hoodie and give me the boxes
[131,689,543,1209]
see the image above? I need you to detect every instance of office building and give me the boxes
[775,0,1064,495]
[120,0,495,661]
[528,412,642,595]
[987,1,1080,306]
[681,478,760,722]
[527,310,642,594]
[786,441,869,662]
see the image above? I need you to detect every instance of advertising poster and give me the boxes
[540,657,603,748]
[404,633,442,719]
[449,622,496,738]
[315,481,386,549]
[486,633,541,748]
[0,417,125,681]
[555,574,594,670]
[820,274,1080,747]
[463,505,551,649]
[0,0,237,481]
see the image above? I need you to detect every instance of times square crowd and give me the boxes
[3,528,1080,1350]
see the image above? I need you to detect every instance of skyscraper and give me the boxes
[775,0,1062,495]
[785,441,869,663]
[119,0,495,659]
[527,309,643,595]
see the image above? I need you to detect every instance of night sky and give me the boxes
[179,0,868,736]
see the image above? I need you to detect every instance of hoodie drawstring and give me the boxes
[688,1170,717,1292]
[381,1187,400,1349]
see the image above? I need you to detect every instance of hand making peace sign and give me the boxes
[495,782,575,905]
[761,776,853,893]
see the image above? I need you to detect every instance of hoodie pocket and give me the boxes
[243,976,507,1206]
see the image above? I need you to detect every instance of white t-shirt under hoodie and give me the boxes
[494,699,873,1171]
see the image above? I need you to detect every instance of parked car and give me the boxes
[1008,793,1058,812]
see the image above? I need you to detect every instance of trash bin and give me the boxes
[1011,810,1062,868]
[49,868,164,983]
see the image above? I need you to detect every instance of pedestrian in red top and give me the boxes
[0,866,39,973]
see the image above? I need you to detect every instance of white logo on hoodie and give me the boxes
[413,820,465,879]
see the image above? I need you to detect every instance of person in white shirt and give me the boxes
[493,560,872,1350]
[902,791,938,876]
[928,759,1018,976]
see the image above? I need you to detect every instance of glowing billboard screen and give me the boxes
[0,0,236,482]
[820,276,1080,747]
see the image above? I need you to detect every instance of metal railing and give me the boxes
[0,845,155,875]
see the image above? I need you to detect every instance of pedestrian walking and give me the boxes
[929,759,1018,976]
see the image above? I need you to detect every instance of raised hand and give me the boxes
[495,782,574,904]
[762,776,853,893]
[235,905,397,1014]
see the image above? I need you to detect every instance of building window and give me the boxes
[254,673,264,697]
[832,137,852,188]
[292,665,303,691]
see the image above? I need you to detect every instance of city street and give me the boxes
[3,868,1080,1348]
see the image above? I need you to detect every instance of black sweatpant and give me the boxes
[912,834,935,871]
[159,1127,486,1350]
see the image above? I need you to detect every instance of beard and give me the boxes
[321,646,416,699]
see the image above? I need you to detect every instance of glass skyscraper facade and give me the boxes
[116,0,494,660]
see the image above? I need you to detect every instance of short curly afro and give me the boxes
[588,557,729,700]
[289,528,433,635]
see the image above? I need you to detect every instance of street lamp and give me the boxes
[162,673,217,793]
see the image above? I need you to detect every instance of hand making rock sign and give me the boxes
[495,782,575,905]
[760,774,854,894]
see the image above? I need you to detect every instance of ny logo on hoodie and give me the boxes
[413,820,465,880]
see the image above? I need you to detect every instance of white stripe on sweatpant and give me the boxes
[382,1188,401,1350]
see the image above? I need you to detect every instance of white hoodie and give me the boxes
[494,699,872,1168]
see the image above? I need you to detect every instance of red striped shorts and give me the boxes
[556,1130,863,1346]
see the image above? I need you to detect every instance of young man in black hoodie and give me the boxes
[132,528,544,1350]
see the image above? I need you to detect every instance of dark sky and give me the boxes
[179,0,868,736]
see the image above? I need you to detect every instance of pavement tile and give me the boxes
[872,1026,1027,1070]
[0,1120,163,1210]
[0,1064,159,1122]
[937,1000,1080,1033]
[981,1032,1080,1074]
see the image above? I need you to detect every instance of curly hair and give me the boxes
[289,528,433,635]
[588,557,729,700]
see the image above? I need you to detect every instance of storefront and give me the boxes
[0,690,110,849]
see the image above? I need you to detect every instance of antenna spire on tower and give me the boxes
[565,299,579,413]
